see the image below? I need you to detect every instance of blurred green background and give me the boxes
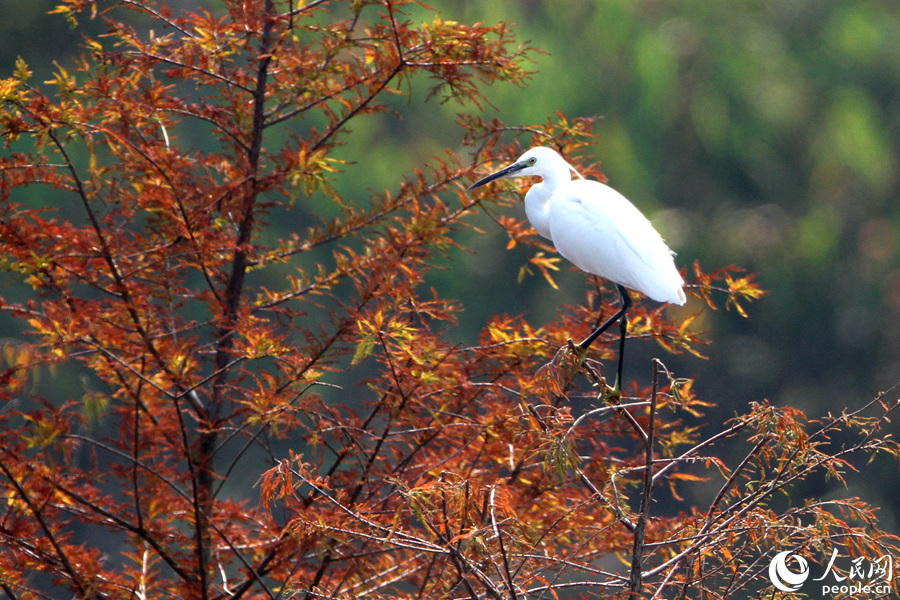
[3,1,899,520]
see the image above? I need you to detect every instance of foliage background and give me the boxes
[1,0,899,540]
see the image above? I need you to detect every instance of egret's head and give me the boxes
[468,147,580,191]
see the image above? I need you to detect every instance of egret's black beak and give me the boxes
[467,161,528,191]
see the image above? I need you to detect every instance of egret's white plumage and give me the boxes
[540,179,685,304]
[468,146,686,384]
[474,146,685,305]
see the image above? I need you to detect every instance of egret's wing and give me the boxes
[548,180,685,304]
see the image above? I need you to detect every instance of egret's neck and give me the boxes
[524,170,570,240]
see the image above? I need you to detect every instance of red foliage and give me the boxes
[0,2,896,599]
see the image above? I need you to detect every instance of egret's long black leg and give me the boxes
[578,285,632,387]
[614,302,628,387]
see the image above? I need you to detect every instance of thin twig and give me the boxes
[490,486,518,600]
[628,359,660,594]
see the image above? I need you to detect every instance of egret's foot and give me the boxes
[535,339,622,403]
[535,341,582,400]
[567,338,588,361]
[600,380,621,405]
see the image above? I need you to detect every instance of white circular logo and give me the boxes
[769,550,810,592]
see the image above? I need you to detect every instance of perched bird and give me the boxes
[468,146,685,386]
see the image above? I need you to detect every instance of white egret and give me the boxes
[468,146,686,386]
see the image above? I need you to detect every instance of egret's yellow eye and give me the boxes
[527,157,537,166]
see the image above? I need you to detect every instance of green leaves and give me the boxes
[0,2,894,600]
